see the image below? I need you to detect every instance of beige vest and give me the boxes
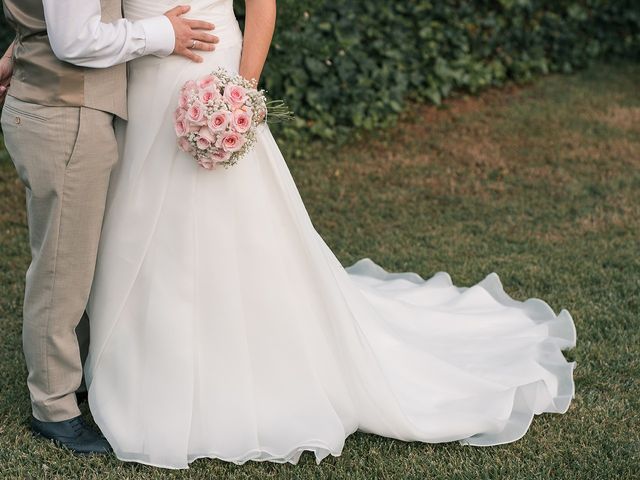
[3,0,128,119]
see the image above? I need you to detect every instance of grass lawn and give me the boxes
[1,62,639,479]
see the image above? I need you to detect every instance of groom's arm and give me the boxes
[43,0,174,67]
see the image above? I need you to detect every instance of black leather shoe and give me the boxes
[31,415,112,454]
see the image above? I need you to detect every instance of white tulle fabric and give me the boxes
[85,0,576,469]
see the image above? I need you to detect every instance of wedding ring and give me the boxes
[191,40,197,49]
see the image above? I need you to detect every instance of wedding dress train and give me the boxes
[85,0,576,469]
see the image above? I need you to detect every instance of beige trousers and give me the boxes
[1,95,117,422]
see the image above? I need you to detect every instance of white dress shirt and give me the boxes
[42,0,175,68]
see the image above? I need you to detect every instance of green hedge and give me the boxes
[241,0,639,139]
[2,2,639,139]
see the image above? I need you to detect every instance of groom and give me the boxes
[0,0,218,454]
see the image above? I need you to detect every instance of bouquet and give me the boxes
[174,68,290,170]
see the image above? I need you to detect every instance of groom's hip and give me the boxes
[1,96,118,195]
[1,96,118,422]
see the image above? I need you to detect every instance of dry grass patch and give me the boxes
[575,192,640,234]
[599,105,640,131]
[567,136,640,165]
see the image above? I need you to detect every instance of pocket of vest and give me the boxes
[3,102,49,124]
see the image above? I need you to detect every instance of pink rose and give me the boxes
[197,74,218,90]
[232,109,252,133]
[174,107,186,122]
[224,84,248,107]
[199,88,219,105]
[187,101,206,125]
[177,137,192,152]
[178,91,189,109]
[208,110,231,132]
[196,135,211,150]
[198,126,217,143]
[174,118,188,137]
[211,148,231,164]
[198,158,216,170]
[182,80,198,95]
[196,126,220,151]
[221,131,246,152]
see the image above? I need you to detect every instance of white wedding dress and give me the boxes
[85,0,577,469]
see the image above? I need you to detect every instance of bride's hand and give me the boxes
[0,42,14,106]
[0,59,12,106]
[164,5,220,63]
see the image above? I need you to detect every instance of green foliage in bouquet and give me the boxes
[234,0,639,140]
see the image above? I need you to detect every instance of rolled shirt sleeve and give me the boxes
[42,0,175,68]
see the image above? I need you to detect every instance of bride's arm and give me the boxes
[239,0,276,84]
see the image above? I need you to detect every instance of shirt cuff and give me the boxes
[137,15,175,57]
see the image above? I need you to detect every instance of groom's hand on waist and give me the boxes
[164,5,219,63]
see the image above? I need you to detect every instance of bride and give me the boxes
[86,0,576,469]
